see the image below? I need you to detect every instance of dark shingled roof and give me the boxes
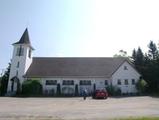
[25,57,129,78]
[13,28,31,45]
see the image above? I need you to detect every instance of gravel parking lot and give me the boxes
[0,96,159,120]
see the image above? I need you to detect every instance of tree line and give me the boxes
[132,41,159,93]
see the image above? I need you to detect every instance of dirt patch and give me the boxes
[0,96,159,120]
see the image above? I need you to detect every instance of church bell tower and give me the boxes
[7,28,34,93]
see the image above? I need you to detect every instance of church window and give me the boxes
[28,49,31,58]
[16,48,20,56]
[105,80,108,85]
[117,79,121,85]
[46,80,57,85]
[17,62,20,68]
[16,70,18,76]
[125,79,129,85]
[124,66,128,70]
[63,80,74,85]
[16,46,24,56]
[132,79,135,85]
[80,80,91,85]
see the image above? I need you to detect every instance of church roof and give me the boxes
[25,57,130,78]
[13,28,31,45]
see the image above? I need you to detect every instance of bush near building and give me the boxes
[136,79,148,94]
[21,80,42,96]
[106,85,121,96]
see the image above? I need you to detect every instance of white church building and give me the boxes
[7,29,141,95]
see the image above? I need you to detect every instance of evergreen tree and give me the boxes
[75,84,79,96]
[135,47,144,66]
[0,63,11,96]
[56,83,61,96]
[132,41,159,93]
[148,41,158,60]
[132,49,137,61]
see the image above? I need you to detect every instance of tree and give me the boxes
[56,83,61,96]
[136,79,148,94]
[132,49,137,62]
[132,41,159,93]
[0,63,11,96]
[148,41,158,60]
[135,47,144,66]
[22,80,42,96]
[132,47,145,77]
[0,77,2,94]
[114,50,128,57]
[75,84,79,96]
[106,85,121,96]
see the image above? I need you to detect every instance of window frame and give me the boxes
[125,79,129,85]
[117,79,121,85]
[124,66,128,70]
[17,61,20,68]
[45,80,57,85]
[80,80,91,85]
[16,70,18,76]
[105,80,108,85]
[16,46,24,56]
[28,49,31,58]
[132,79,135,85]
[62,80,74,85]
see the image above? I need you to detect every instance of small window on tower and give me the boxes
[20,47,24,56]
[16,70,18,76]
[16,46,24,56]
[28,49,31,58]
[16,48,20,56]
[17,62,20,68]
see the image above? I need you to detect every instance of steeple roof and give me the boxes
[13,28,34,49]
[13,28,31,45]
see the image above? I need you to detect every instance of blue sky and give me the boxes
[0,0,159,74]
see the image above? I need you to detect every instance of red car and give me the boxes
[92,89,108,99]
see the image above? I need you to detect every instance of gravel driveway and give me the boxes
[0,96,159,120]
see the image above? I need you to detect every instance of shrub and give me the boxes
[22,80,42,96]
[75,84,79,96]
[106,85,121,96]
[56,83,61,96]
[136,79,148,94]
